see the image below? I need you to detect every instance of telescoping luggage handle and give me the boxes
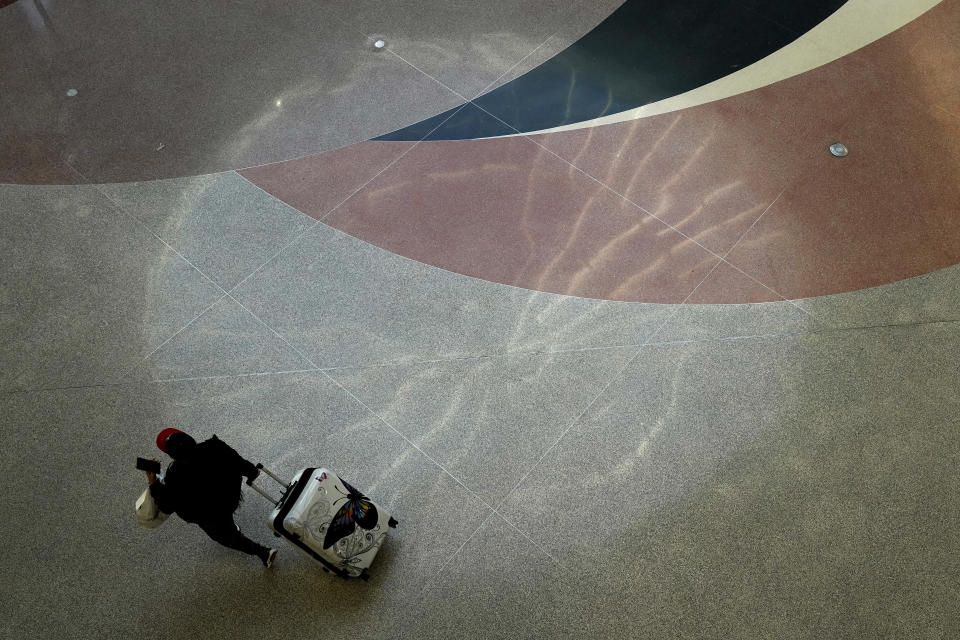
[246,463,289,506]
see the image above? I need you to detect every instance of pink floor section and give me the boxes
[242,1,960,304]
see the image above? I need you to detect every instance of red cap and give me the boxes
[156,428,183,453]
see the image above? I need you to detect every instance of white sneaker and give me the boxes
[264,548,278,568]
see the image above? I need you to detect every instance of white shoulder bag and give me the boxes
[136,485,170,529]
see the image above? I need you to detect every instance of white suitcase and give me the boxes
[247,464,397,579]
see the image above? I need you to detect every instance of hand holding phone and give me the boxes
[136,457,162,473]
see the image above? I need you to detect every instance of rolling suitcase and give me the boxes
[246,464,397,580]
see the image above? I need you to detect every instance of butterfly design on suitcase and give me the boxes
[322,479,379,550]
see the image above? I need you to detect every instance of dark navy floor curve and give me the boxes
[376,0,849,141]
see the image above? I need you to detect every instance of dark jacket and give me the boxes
[150,435,258,523]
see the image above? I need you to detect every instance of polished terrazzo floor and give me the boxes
[2,1,959,639]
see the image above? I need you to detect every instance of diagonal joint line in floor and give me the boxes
[416,508,496,603]
[87,179,230,297]
[14,313,957,395]
[475,242,753,529]
[450,96,821,318]
[217,288,568,573]
[206,101,474,297]
[471,30,564,100]
[119,103,476,374]
[217,290,571,571]
[121,293,229,373]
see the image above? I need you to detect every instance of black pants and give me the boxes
[197,515,269,560]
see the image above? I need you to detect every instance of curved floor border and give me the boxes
[376,0,852,141]
[242,0,960,304]
[376,0,943,141]
[0,0,608,184]
[512,0,944,136]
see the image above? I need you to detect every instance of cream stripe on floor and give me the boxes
[493,0,943,138]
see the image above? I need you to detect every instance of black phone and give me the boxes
[136,457,161,473]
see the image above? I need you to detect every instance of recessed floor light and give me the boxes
[66,88,78,97]
[829,142,849,157]
[374,39,385,49]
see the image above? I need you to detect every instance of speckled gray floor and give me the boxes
[3,1,960,637]
[2,170,958,638]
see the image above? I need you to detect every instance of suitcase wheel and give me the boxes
[388,517,398,528]
[360,569,370,582]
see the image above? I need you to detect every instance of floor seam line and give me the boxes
[471,29,563,99]
[313,39,818,313]
[321,370,507,516]
[456,99,727,258]
[418,509,497,602]
[218,219,321,298]
[317,369,570,580]
[224,293,324,371]
[233,171,318,225]
[221,290,502,540]
[468,269,960,550]
[479,244,748,524]
[53,160,260,380]
[455,97,825,311]
[127,293,229,370]
[384,48,469,104]
[482,335,660,515]
[313,116,461,223]
[145,368,324,385]
[135,102,472,362]
[491,510,562,565]
[89,182,230,295]
[9,317,956,396]
[215,268,561,571]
